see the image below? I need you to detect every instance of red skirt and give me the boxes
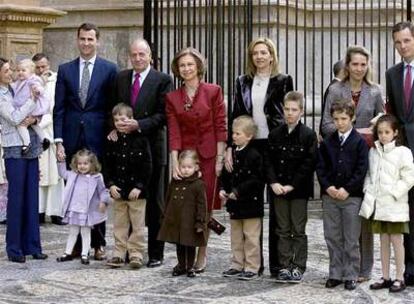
[199,156,221,211]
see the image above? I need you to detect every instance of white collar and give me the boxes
[133,65,150,79]
[80,55,97,65]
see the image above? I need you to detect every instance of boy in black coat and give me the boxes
[266,91,317,283]
[103,103,152,269]
[220,115,264,281]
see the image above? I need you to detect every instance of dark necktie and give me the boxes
[131,73,141,108]
[339,135,344,145]
[404,65,412,113]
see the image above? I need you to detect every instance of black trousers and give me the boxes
[176,244,196,271]
[146,159,166,261]
[405,188,414,278]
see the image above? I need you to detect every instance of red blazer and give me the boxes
[166,82,227,159]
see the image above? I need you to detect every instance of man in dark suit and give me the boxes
[53,23,118,260]
[111,38,173,267]
[319,60,345,138]
[386,21,414,286]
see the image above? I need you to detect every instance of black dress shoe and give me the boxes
[50,216,66,225]
[172,266,186,276]
[39,213,45,224]
[187,269,196,277]
[147,259,162,268]
[57,254,73,262]
[344,280,357,290]
[325,278,343,288]
[404,274,414,286]
[8,256,26,263]
[32,253,48,260]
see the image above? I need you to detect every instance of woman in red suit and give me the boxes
[166,47,227,272]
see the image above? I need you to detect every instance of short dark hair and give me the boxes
[373,114,403,146]
[0,57,8,70]
[333,60,345,78]
[392,21,414,38]
[77,23,100,40]
[32,53,49,62]
[330,99,355,118]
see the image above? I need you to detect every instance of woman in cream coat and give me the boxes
[38,70,64,225]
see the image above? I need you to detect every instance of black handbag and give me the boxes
[208,216,226,235]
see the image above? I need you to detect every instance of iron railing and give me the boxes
[144,0,410,130]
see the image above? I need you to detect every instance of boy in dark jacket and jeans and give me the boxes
[266,91,317,283]
[103,103,152,269]
[220,115,264,281]
[316,99,368,290]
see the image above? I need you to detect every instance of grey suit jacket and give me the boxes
[321,80,384,138]
[0,88,36,147]
[386,62,414,153]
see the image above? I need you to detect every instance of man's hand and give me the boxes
[109,185,121,199]
[128,188,141,201]
[228,192,237,200]
[56,143,66,162]
[116,118,139,133]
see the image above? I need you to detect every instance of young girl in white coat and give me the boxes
[360,114,414,292]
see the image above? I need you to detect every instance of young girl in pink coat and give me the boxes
[56,149,111,265]
[11,59,50,154]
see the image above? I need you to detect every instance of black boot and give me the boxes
[39,213,45,224]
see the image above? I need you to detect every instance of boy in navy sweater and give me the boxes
[316,99,368,290]
[266,91,317,283]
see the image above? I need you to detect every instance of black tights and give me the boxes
[176,244,196,271]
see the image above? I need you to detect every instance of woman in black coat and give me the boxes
[225,37,293,276]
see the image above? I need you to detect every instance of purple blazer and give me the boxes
[58,162,111,226]
[11,75,49,116]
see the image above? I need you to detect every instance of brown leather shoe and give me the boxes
[389,280,406,293]
[94,247,106,261]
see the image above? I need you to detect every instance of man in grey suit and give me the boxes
[386,21,414,286]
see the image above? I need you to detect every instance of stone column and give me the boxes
[0,0,65,63]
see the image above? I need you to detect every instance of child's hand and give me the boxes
[31,85,41,97]
[196,228,203,233]
[326,186,338,199]
[336,187,349,201]
[98,202,107,213]
[109,185,121,199]
[128,188,141,201]
[270,183,285,195]
[107,129,118,142]
[228,192,237,200]
[282,185,294,194]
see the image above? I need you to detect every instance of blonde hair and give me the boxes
[178,150,200,166]
[17,59,35,74]
[232,115,258,138]
[70,149,101,174]
[112,103,133,118]
[171,47,206,80]
[342,45,373,85]
[246,37,279,77]
[284,91,304,110]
